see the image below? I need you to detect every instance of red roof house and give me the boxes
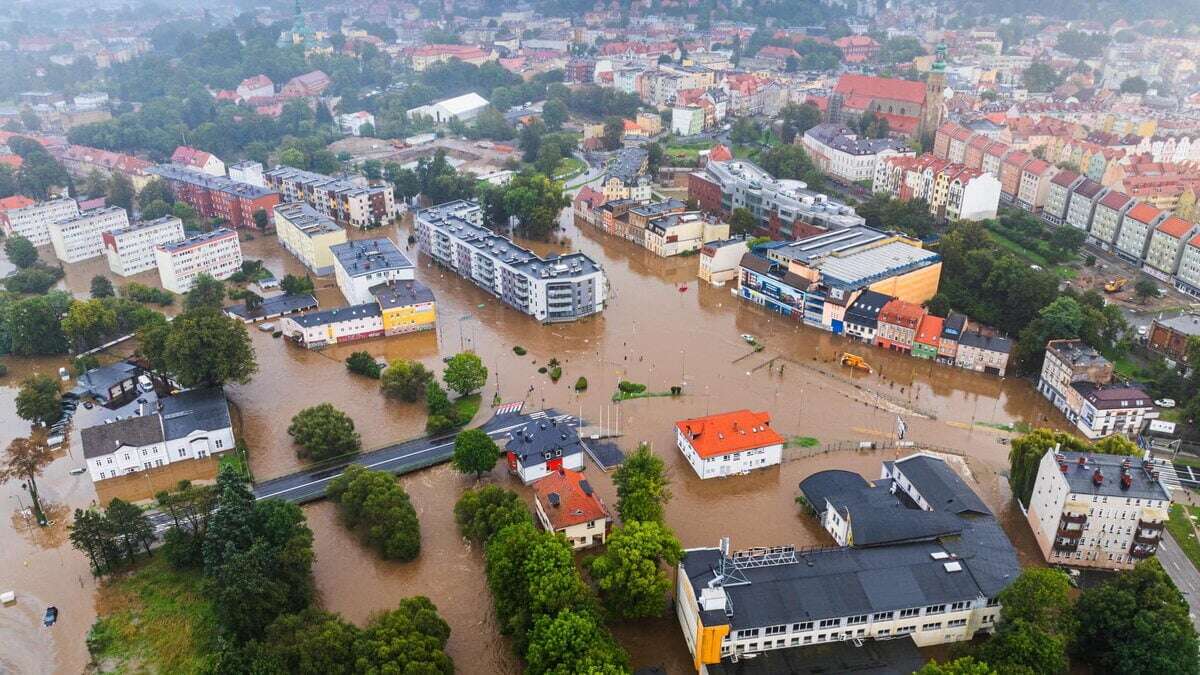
[675,410,785,479]
[532,468,611,549]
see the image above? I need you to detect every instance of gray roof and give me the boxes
[505,417,585,466]
[1071,381,1152,410]
[159,228,237,253]
[74,362,139,398]
[80,415,163,458]
[288,302,382,328]
[225,293,318,321]
[1053,450,1170,501]
[1154,314,1200,337]
[274,201,342,236]
[958,330,1012,354]
[330,238,412,278]
[607,147,649,184]
[804,123,911,156]
[941,312,968,338]
[799,469,963,547]
[159,388,232,441]
[817,242,940,291]
[629,198,686,219]
[371,280,435,308]
[1046,338,1108,368]
[149,164,277,199]
[844,290,892,330]
[769,226,888,266]
[704,635,923,675]
[893,454,991,516]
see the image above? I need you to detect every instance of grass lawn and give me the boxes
[786,436,820,448]
[87,554,218,674]
[554,156,586,181]
[1111,354,1140,379]
[1167,504,1200,572]
[453,393,482,427]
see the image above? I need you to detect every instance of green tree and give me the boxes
[3,267,59,294]
[587,520,682,619]
[183,273,226,312]
[107,174,136,215]
[601,116,624,151]
[353,596,454,673]
[4,235,38,268]
[915,657,995,675]
[143,309,257,388]
[260,608,359,675]
[61,298,118,351]
[425,380,457,433]
[1120,76,1149,94]
[252,208,270,230]
[443,351,488,397]
[996,567,1074,627]
[542,99,567,130]
[136,178,175,211]
[326,464,421,561]
[1074,558,1199,674]
[729,207,757,236]
[454,485,531,543]
[452,428,499,478]
[345,351,382,378]
[380,359,433,402]
[504,172,569,240]
[287,403,361,462]
[15,374,61,425]
[105,497,155,561]
[758,144,823,187]
[1024,62,1063,93]
[612,444,671,523]
[1007,428,1088,505]
[1013,296,1085,374]
[1134,277,1158,304]
[645,142,664,174]
[1,432,53,525]
[280,273,315,296]
[779,102,822,144]
[90,275,115,298]
[7,292,71,355]
[975,618,1068,675]
[525,609,630,675]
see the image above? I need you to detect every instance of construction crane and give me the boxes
[839,352,872,372]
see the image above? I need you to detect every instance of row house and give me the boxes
[1037,338,1156,439]
[1114,203,1169,266]
[54,144,153,191]
[873,154,1000,222]
[955,331,1013,377]
[643,211,729,257]
[875,298,924,353]
[1143,216,1200,282]
[997,150,1032,205]
[1088,190,1136,251]
[912,314,944,360]
[1016,159,1058,213]
[946,125,973,165]
[937,312,969,365]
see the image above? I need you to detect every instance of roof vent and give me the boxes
[548,492,561,508]
[943,561,963,573]
[930,551,950,560]
[580,479,593,496]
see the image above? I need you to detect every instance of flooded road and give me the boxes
[0,205,1067,674]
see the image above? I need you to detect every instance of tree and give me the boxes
[280,273,315,296]
[779,102,822,144]
[61,299,118,351]
[1023,62,1062,93]
[425,380,458,433]
[259,608,359,675]
[1134,277,1158,304]
[454,485,530,543]
[542,99,567,130]
[1007,428,1088,505]
[443,351,488,397]
[601,116,624,151]
[645,142,664,175]
[1013,296,1085,375]
[288,403,361,462]
[730,117,760,144]
[524,609,629,675]
[345,351,382,378]
[520,119,546,163]
[142,309,257,388]
[452,428,499,478]
[1,431,53,524]
[90,275,115,298]
[7,293,71,355]
[3,267,59,294]
[136,178,175,211]
[326,464,421,561]
[4,235,38,268]
[380,359,433,402]
[996,567,1074,628]
[105,497,155,560]
[612,444,671,523]
[70,508,122,574]
[728,207,757,236]
[587,520,683,619]
[107,174,136,215]
[1074,558,1199,674]
[15,374,61,426]
[1049,225,1086,256]
[916,658,995,675]
[758,144,823,187]
[184,273,226,311]
[353,596,454,673]
[504,171,570,240]
[975,618,1068,675]
[252,208,270,230]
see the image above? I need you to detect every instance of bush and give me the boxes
[454,486,531,543]
[287,403,362,462]
[574,377,587,391]
[345,351,382,378]
[123,283,174,305]
[513,346,527,356]
[327,464,421,561]
[161,527,204,569]
[381,359,433,402]
[4,266,60,294]
[426,414,456,435]
[73,354,100,375]
[549,366,562,382]
[618,380,646,394]
[537,366,548,374]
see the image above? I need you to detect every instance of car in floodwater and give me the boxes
[42,606,58,626]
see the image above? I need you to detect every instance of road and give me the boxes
[147,408,572,533]
[1157,531,1200,631]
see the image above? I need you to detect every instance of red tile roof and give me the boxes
[879,298,925,329]
[0,154,22,169]
[708,144,733,162]
[676,410,784,459]
[834,74,927,107]
[1051,169,1080,186]
[0,195,35,211]
[1124,202,1162,224]
[534,469,609,530]
[1098,190,1133,210]
[1157,216,1193,239]
[915,314,944,347]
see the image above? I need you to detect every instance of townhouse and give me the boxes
[674,410,785,479]
[54,144,153,191]
[264,166,397,228]
[48,206,129,263]
[280,280,436,349]
[912,314,944,360]
[997,150,1031,205]
[0,196,79,246]
[698,238,748,287]
[937,312,968,365]
[1064,179,1107,233]
[148,164,281,231]
[1026,449,1169,570]
[1015,158,1057,213]
[155,228,244,294]
[1037,339,1156,439]
[954,330,1012,377]
[644,211,729,257]
[842,289,890,344]
[415,200,608,323]
[170,146,225,177]
[532,469,611,550]
[274,201,348,276]
[1042,169,1085,226]
[874,154,1000,222]
[875,298,924,353]
[103,216,185,277]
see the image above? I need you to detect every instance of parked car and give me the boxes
[1156,398,1177,408]
[740,334,756,344]
[42,606,58,627]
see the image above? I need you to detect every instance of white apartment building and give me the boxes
[1143,217,1198,282]
[698,238,748,286]
[677,454,1017,671]
[103,216,186,277]
[1037,339,1156,440]
[47,206,129,263]
[1088,191,1135,250]
[264,166,398,228]
[1025,449,1169,570]
[330,238,414,305]
[81,388,235,483]
[274,202,348,276]
[643,212,729,257]
[155,228,243,294]
[1176,235,1200,298]
[0,197,80,246]
[802,123,913,184]
[1114,203,1168,266]
[227,161,265,187]
[675,410,785,479]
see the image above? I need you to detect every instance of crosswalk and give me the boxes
[494,401,524,416]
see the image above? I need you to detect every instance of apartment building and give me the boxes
[263,166,397,228]
[674,410,785,479]
[1015,159,1057,213]
[698,238,748,286]
[81,388,234,483]
[330,238,414,305]
[1088,190,1135,250]
[280,280,436,349]
[532,468,611,550]
[1026,449,1169,570]
[148,164,280,231]
[1042,170,1085,225]
[874,154,1000,222]
[1037,339,1156,439]
[155,228,243,294]
[1177,234,1200,299]
[954,331,1012,377]
[1064,179,1106,232]
[643,211,729,257]
[677,454,1017,671]
[843,289,890,343]
[689,159,864,240]
[876,298,924,353]
[0,196,79,246]
[274,202,348,276]
[415,200,608,323]
[1114,203,1168,265]
[801,123,913,184]
[103,216,185,276]
[47,206,129,263]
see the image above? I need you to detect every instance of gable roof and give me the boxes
[505,418,586,465]
[159,388,231,441]
[534,468,609,529]
[834,74,927,107]
[676,409,784,459]
[81,415,163,459]
[893,454,991,516]
[1157,216,1194,239]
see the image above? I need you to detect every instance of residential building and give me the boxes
[415,200,608,323]
[274,202,348,276]
[1177,234,1200,299]
[678,453,1017,670]
[148,164,280,231]
[602,148,651,204]
[572,186,605,228]
[689,159,864,240]
[1025,449,1169,570]
[1036,339,1156,439]
[671,105,706,136]
[71,362,140,407]
[406,92,490,124]
[876,298,924,353]
[504,417,586,484]
[644,211,729,257]
[1144,216,1199,281]
[263,166,396,228]
[874,155,1000,222]
[698,238,748,286]
[155,228,243,294]
[170,146,225,177]
[236,74,274,100]
[1043,170,1085,225]
[1088,190,1135,250]
[47,206,129,263]
[843,289,890,343]
[82,388,235,483]
[532,468,611,550]
[0,196,79,246]
[912,314,943,360]
[408,45,495,71]
[227,161,265,187]
[1064,179,1107,233]
[675,410,785,479]
[937,312,968,365]
[954,330,1012,377]
[337,111,376,136]
[1148,315,1200,363]
[802,123,913,184]
[1016,159,1057,213]
[54,144,153,191]
[833,35,880,63]
[1115,203,1168,265]
[280,280,436,349]
[280,70,331,98]
[330,238,414,304]
[103,216,185,276]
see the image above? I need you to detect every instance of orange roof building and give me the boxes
[532,468,611,549]
[675,409,785,479]
[913,314,944,359]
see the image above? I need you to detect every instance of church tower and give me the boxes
[921,43,948,139]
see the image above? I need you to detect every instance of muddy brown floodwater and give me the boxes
[0,205,1067,674]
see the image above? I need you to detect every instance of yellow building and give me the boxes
[868,260,943,305]
[375,281,437,335]
[274,202,347,275]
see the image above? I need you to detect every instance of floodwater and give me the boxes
[0,203,1066,674]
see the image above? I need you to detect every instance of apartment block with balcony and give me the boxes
[274,201,348,276]
[0,196,80,246]
[48,206,129,263]
[1026,449,1169,570]
[1042,170,1084,225]
[1143,216,1199,282]
[1114,203,1168,266]
[154,228,243,294]
[264,165,397,228]
[103,216,185,276]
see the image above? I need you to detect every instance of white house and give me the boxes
[406,92,490,124]
[337,111,376,136]
[675,409,785,479]
[532,468,611,549]
[504,417,586,484]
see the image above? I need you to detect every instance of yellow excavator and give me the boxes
[840,352,872,373]
[1104,278,1127,293]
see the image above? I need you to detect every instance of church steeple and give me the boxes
[921,43,948,139]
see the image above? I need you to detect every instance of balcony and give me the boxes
[1130,543,1157,559]
[1134,530,1162,545]
[1060,512,1088,524]
[1056,524,1083,539]
[1137,519,1165,532]
[1052,538,1079,553]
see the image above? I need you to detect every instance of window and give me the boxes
[877,629,891,636]
[986,598,1000,607]
[925,604,946,615]
[897,626,915,635]
[803,635,813,644]
[899,608,920,618]
[792,622,813,632]
[736,629,759,639]
[819,618,840,629]
[215,439,224,449]
[846,615,867,625]
[764,625,786,636]
[950,601,969,612]
[947,619,967,628]
[872,611,894,621]
[921,622,943,631]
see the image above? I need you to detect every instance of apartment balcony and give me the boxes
[1130,542,1157,559]
[1052,537,1080,553]
[1134,530,1163,545]
[1060,512,1088,525]
[1056,524,1084,539]
[1137,519,1165,532]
